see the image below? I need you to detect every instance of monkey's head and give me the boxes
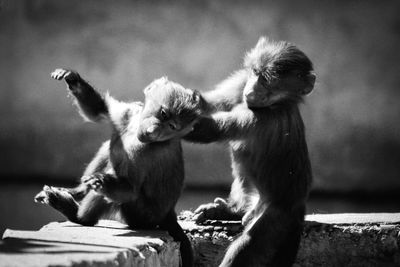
[243,37,316,108]
[138,77,203,143]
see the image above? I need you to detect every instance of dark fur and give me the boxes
[35,70,202,267]
[185,37,315,267]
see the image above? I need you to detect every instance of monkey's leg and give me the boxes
[76,191,112,226]
[51,68,108,122]
[219,202,305,267]
[83,173,138,203]
[35,186,111,226]
[159,210,194,267]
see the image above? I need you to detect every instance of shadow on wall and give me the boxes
[0,0,400,191]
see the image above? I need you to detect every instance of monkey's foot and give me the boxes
[34,185,78,219]
[51,68,79,83]
[82,173,104,192]
[34,186,76,209]
[193,198,242,224]
[35,185,69,205]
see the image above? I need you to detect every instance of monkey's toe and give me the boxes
[34,185,55,204]
[34,190,49,204]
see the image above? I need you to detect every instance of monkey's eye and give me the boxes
[169,122,177,130]
[252,68,260,76]
[160,108,169,120]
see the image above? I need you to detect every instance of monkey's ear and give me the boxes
[301,73,316,95]
[143,85,152,94]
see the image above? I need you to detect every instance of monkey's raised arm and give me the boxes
[184,106,256,143]
[51,68,108,122]
[202,69,248,112]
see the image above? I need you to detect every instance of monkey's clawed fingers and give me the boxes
[51,68,71,80]
[34,185,51,204]
[192,198,231,224]
[51,68,79,83]
[82,174,104,191]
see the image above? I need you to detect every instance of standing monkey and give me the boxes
[35,69,208,267]
[185,37,315,266]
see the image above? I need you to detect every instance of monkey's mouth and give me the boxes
[137,132,171,143]
[245,96,270,108]
[137,133,154,143]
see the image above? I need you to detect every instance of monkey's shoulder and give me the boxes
[105,96,144,133]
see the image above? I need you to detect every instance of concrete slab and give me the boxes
[1,220,180,267]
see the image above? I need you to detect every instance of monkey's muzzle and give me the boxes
[137,124,162,143]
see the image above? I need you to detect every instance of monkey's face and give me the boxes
[243,36,316,108]
[243,70,316,108]
[137,77,202,143]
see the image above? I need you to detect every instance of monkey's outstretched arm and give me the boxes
[51,68,108,122]
[184,106,256,143]
[202,69,248,112]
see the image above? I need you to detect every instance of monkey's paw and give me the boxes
[82,173,104,192]
[51,68,79,82]
[192,198,241,224]
[34,185,74,210]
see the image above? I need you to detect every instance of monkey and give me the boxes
[34,69,207,267]
[184,37,315,267]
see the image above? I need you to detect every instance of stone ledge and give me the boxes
[180,212,400,267]
[1,220,180,267]
[1,213,400,267]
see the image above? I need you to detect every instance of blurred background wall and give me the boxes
[0,0,399,217]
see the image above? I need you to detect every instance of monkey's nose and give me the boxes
[245,92,256,102]
[146,125,157,135]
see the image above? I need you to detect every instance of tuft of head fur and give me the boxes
[146,77,203,125]
[244,37,313,79]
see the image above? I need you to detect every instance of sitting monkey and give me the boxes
[35,69,207,267]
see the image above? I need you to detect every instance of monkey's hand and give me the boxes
[192,197,242,224]
[82,173,105,193]
[83,173,131,202]
[51,68,80,85]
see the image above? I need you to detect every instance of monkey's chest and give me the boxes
[110,130,182,178]
[229,140,256,167]
[229,139,264,175]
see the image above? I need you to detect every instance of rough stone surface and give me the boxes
[1,220,180,267]
[1,213,400,266]
[178,212,400,267]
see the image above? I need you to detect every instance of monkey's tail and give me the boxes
[160,210,194,267]
[219,203,305,267]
